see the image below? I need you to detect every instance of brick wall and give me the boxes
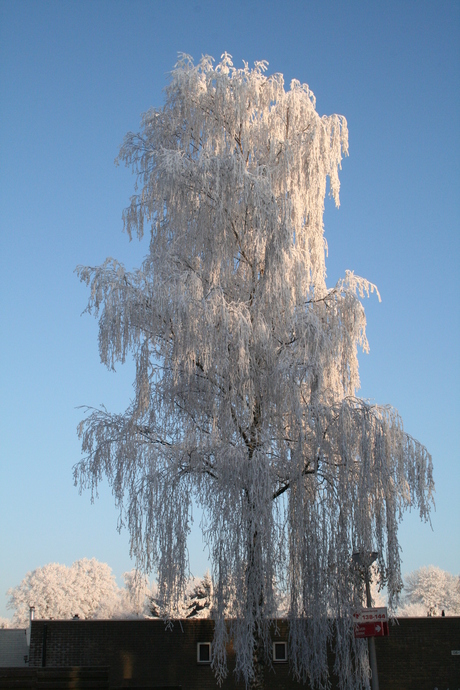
[28,617,460,689]
[375,617,460,689]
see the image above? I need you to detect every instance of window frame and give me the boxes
[196,641,212,664]
[273,640,288,663]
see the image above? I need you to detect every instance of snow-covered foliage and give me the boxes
[7,559,120,627]
[357,564,386,610]
[119,569,151,617]
[75,54,434,689]
[369,579,386,609]
[397,566,460,617]
[185,571,213,618]
[147,572,212,619]
[6,561,214,625]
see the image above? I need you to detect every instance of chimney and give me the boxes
[27,606,35,647]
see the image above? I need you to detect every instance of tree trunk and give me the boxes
[246,508,266,690]
[250,631,265,690]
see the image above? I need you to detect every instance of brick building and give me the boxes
[1,617,459,689]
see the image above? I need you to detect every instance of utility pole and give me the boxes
[352,551,380,690]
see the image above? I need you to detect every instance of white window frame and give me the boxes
[273,640,288,663]
[197,641,212,664]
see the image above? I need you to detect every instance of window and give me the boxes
[273,641,287,663]
[197,642,212,664]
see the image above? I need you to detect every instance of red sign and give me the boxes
[353,607,388,625]
[354,621,389,638]
[353,608,389,638]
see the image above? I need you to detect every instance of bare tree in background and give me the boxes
[75,54,434,689]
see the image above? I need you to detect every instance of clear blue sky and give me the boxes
[1,0,459,619]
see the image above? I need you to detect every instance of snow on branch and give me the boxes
[75,54,433,690]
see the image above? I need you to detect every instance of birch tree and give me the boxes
[75,54,434,689]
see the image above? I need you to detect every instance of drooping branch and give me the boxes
[76,54,433,690]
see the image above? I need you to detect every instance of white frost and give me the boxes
[7,559,121,626]
[75,54,434,689]
[397,566,460,617]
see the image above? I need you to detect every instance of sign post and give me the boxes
[353,608,389,639]
[352,552,382,690]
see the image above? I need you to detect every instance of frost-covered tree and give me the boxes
[75,54,434,689]
[120,569,151,617]
[70,558,121,619]
[7,559,120,626]
[0,617,11,629]
[397,566,460,617]
[147,573,212,619]
[147,579,187,619]
[185,572,213,618]
[369,573,386,610]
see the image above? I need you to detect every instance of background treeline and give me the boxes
[2,560,459,628]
